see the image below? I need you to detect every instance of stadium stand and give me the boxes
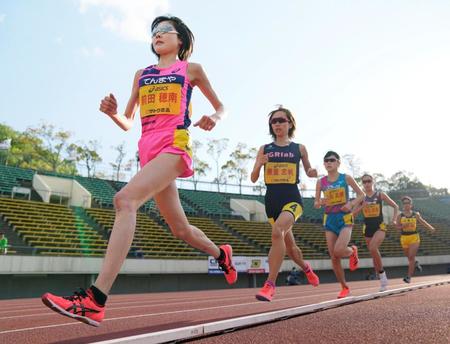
[0,164,34,195]
[85,208,201,259]
[221,219,328,259]
[111,180,197,215]
[186,216,263,256]
[0,163,449,260]
[0,197,106,256]
[74,176,116,208]
[291,223,331,258]
[300,198,323,222]
[179,189,232,217]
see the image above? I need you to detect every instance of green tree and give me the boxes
[0,124,54,171]
[221,143,257,194]
[110,142,127,181]
[253,180,266,196]
[206,138,229,192]
[191,140,210,190]
[68,140,102,177]
[426,186,448,197]
[26,123,75,173]
[372,172,390,192]
[388,171,428,199]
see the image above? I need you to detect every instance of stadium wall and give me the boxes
[1,256,449,299]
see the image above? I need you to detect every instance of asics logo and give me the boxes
[67,304,100,316]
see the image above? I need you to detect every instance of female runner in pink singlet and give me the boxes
[42,16,236,327]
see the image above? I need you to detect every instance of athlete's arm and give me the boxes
[380,192,400,225]
[99,69,142,131]
[342,175,365,212]
[314,179,322,208]
[416,212,436,232]
[352,201,364,217]
[189,63,226,131]
[395,213,402,230]
[251,146,267,183]
[300,145,318,178]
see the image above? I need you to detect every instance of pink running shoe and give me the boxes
[349,245,359,271]
[255,281,275,302]
[304,262,320,287]
[218,244,237,284]
[42,288,105,327]
[337,287,350,299]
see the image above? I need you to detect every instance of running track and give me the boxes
[0,275,449,344]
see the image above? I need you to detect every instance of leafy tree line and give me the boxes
[342,155,448,197]
[0,123,123,179]
[191,138,259,193]
[0,123,258,189]
[1,122,447,196]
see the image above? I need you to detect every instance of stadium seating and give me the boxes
[0,163,449,260]
[111,180,197,215]
[301,198,324,222]
[0,197,107,256]
[85,208,201,259]
[222,219,329,260]
[291,223,330,258]
[179,189,232,217]
[74,176,116,208]
[0,164,34,195]
[186,216,263,256]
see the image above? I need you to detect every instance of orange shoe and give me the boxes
[255,281,275,302]
[218,244,237,284]
[304,262,320,287]
[337,287,350,299]
[349,245,359,271]
[42,288,105,327]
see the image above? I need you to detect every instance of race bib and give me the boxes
[140,83,181,117]
[324,187,347,206]
[363,203,380,218]
[401,218,416,232]
[264,162,296,184]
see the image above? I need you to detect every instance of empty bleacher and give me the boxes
[291,223,330,259]
[75,176,116,208]
[222,219,329,260]
[85,208,202,259]
[0,164,34,195]
[0,163,448,260]
[300,198,324,222]
[186,216,263,256]
[0,198,107,256]
[179,189,232,217]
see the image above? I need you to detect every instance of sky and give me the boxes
[0,0,449,192]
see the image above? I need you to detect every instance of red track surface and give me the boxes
[0,275,449,344]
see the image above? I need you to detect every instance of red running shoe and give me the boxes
[255,281,275,302]
[337,287,350,299]
[218,244,237,284]
[304,262,320,287]
[42,288,104,327]
[349,245,359,271]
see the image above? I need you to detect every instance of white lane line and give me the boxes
[92,279,450,344]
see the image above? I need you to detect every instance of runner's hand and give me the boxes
[194,114,217,131]
[100,93,118,117]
